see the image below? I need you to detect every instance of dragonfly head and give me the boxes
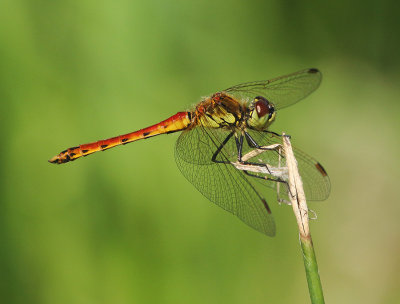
[247,96,276,130]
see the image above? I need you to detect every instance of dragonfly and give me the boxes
[49,68,330,236]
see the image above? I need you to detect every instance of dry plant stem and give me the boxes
[282,134,309,237]
[282,133,325,304]
[231,144,288,178]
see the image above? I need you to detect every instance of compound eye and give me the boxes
[255,96,270,118]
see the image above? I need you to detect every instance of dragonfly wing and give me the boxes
[175,126,276,236]
[244,129,331,201]
[174,126,236,165]
[224,68,322,110]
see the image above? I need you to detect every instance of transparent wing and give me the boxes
[224,68,322,110]
[244,129,331,202]
[175,126,276,236]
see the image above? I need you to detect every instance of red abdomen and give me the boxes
[49,112,191,164]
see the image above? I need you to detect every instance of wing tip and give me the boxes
[315,162,328,177]
[308,68,320,74]
[261,198,272,214]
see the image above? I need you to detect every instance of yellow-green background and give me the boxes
[1,1,399,303]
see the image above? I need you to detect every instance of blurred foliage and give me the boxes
[0,0,399,303]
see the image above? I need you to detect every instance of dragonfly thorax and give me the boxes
[246,96,276,130]
[193,93,245,129]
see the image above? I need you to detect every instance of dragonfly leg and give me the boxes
[242,170,287,185]
[210,131,272,214]
[242,168,293,206]
[241,132,296,202]
[264,130,282,137]
[210,131,292,210]
[263,130,291,139]
[250,132,288,161]
[210,131,275,171]
[245,132,285,159]
[235,135,273,174]
[211,131,235,164]
[211,131,278,168]
[237,134,289,188]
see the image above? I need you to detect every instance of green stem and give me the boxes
[300,235,325,304]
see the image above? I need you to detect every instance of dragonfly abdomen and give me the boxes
[49,112,191,164]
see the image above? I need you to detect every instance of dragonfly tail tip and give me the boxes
[48,155,60,164]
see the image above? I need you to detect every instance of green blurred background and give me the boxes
[1,1,399,303]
